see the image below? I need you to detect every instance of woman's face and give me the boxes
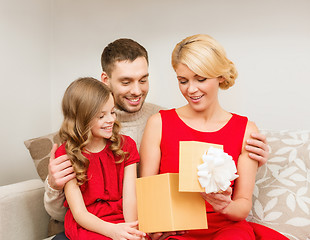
[175,63,222,112]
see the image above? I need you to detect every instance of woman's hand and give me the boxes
[148,231,186,240]
[200,187,232,214]
[108,221,146,240]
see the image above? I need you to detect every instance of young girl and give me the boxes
[140,35,288,239]
[56,77,146,240]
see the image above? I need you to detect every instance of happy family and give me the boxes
[44,35,288,240]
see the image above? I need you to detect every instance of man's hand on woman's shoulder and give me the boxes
[246,132,269,167]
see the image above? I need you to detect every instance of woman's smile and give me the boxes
[189,94,204,102]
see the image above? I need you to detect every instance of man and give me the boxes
[45,38,269,240]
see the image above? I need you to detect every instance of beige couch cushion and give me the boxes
[0,180,50,239]
[24,132,61,181]
[248,130,310,240]
[24,132,64,237]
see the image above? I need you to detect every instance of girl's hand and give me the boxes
[200,187,232,214]
[108,221,146,240]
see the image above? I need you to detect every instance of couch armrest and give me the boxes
[0,179,50,239]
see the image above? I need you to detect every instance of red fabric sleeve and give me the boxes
[55,143,67,158]
[122,135,140,167]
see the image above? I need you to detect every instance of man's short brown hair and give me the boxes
[101,38,148,76]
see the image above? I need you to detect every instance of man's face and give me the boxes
[102,57,149,113]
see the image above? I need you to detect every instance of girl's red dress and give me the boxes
[158,109,288,240]
[55,135,139,240]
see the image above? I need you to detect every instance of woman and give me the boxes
[139,34,288,240]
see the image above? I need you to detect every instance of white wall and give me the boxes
[0,0,52,185]
[50,0,310,131]
[1,0,310,185]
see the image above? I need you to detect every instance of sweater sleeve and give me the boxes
[44,176,66,222]
[43,144,67,222]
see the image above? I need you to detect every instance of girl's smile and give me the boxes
[90,94,116,140]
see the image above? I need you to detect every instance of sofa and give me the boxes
[0,129,309,240]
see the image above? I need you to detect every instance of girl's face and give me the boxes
[90,94,116,140]
[175,63,223,112]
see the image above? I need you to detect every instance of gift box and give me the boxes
[179,141,223,192]
[136,173,207,233]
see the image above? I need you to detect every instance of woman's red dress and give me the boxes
[158,109,288,240]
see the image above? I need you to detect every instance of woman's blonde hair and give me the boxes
[171,34,238,89]
[59,77,127,185]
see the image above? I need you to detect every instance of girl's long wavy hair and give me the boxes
[59,77,127,185]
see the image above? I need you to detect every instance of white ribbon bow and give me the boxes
[197,147,239,194]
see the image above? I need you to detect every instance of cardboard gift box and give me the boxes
[136,173,207,233]
[179,141,223,192]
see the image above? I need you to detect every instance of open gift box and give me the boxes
[136,141,223,233]
[136,173,207,233]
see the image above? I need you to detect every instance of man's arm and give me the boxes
[44,177,66,221]
[43,144,76,221]
[246,132,269,167]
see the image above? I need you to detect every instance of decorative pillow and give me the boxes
[24,132,64,237]
[248,130,310,240]
[24,132,61,181]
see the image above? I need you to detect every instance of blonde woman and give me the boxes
[140,35,288,240]
[57,77,145,240]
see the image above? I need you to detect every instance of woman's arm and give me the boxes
[139,113,186,240]
[139,113,162,177]
[201,121,259,221]
[221,121,259,220]
[65,178,145,239]
[123,163,138,222]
